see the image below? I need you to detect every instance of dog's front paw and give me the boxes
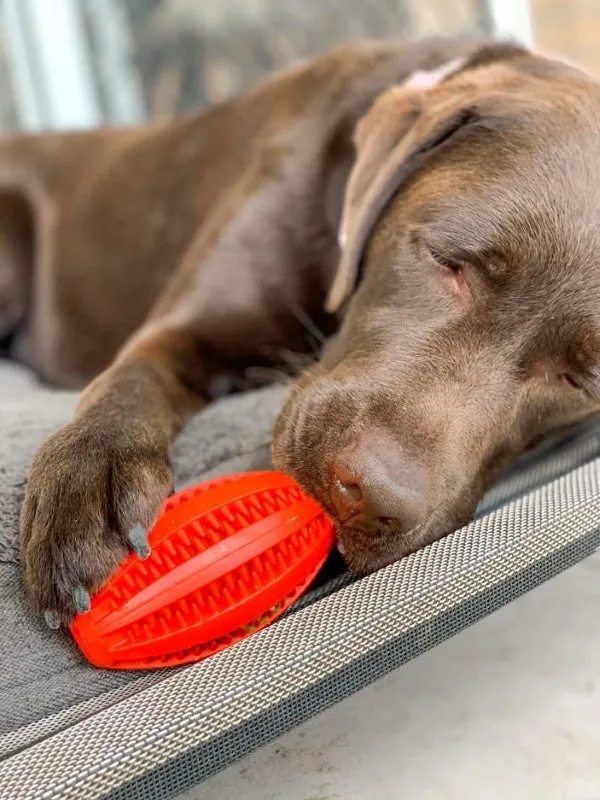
[20,420,172,625]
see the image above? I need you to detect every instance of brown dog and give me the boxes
[7,37,600,625]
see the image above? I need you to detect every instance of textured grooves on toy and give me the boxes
[105,480,329,668]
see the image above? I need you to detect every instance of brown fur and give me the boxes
[8,37,600,622]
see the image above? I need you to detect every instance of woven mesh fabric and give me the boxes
[1,422,600,799]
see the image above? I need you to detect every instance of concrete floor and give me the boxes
[181,549,600,800]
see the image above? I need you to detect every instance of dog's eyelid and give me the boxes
[427,245,462,272]
[562,371,599,400]
[581,366,600,399]
[561,373,583,391]
[440,245,507,281]
[416,235,465,273]
[414,228,504,279]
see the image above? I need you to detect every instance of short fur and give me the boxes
[6,37,600,621]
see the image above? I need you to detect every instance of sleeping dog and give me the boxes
[5,37,600,624]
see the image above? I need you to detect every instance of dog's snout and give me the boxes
[330,432,428,530]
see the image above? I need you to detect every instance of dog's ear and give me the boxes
[326,85,487,313]
[326,43,571,314]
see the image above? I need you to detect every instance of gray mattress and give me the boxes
[0,362,599,799]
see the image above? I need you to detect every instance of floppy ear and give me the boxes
[336,87,421,251]
[326,44,545,314]
[326,89,482,313]
[327,87,424,313]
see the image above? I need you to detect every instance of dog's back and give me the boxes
[0,38,467,387]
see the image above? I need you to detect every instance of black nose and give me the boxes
[330,432,427,530]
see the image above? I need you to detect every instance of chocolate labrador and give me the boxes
[7,37,600,625]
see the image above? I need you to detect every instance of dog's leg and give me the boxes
[19,322,216,624]
[19,170,322,623]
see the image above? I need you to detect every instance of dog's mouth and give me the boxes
[318,483,466,574]
[334,518,429,574]
[302,479,424,573]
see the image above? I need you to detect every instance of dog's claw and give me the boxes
[73,586,91,614]
[128,523,151,559]
[44,609,61,629]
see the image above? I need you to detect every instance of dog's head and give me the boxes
[272,44,600,572]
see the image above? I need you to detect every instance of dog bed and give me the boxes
[0,362,599,799]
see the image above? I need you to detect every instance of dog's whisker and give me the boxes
[286,300,327,347]
[278,349,317,372]
[244,366,292,385]
[255,345,317,377]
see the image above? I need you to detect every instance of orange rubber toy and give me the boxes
[71,471,335,669]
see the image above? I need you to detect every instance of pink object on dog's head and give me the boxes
[403,57,467,91]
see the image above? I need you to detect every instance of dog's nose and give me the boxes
[330,433,427,530]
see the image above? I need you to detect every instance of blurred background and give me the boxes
[0,1,593,134]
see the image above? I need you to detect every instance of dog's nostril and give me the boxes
[331,467,365,522]
[330,433,428,532]
[335,476,363,505]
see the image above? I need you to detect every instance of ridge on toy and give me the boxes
[71,471,335,669]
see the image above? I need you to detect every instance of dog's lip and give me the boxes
[302,478,446,562]
[334,520,394,554]
[313,486,403,544]
[334,515,436,573]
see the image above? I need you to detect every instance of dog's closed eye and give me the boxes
[561,372,598,401]
[425,244,462,274]
[561,373,582,391]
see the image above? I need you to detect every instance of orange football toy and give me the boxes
[71,471,335,669]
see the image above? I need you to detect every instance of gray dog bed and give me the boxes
[1,362,600,799]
